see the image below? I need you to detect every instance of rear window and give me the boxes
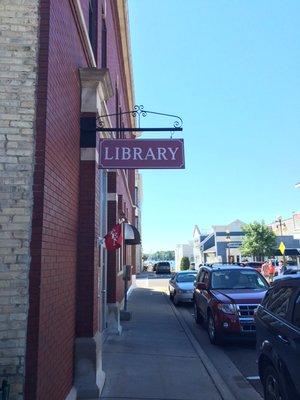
[177,273,197,283]
[263,286,294,320]
[158,262,170,267]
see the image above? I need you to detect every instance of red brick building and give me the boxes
[0,1,140,399]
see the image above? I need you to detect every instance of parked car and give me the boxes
[169,270,198,305]
[193,265,269,344]
[283,265,300,275]
[155,261,171,274]
[242,261,264,273]
[256,275,300,400]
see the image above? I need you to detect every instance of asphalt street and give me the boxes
[136,273,263,398]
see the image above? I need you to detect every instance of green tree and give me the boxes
[152,250,175,261]
[240,221,277,260]
[180,256,190,270]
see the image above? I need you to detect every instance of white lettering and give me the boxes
[145,148,156,160]
[115,147,120,160]
[122,147,131,160]
[104,147,114,160]
[157,147,167,160]
[168,147,179,160]
[133,147,143,160]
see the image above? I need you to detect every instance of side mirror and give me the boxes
[196,282,207,291]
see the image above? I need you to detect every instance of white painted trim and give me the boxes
[107,193,118,202]
[80,148,98,161]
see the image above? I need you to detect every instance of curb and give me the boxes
[168,295,263,400]
[168,296,235,400]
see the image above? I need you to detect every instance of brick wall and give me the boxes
[76,159,100,337]
[25,0,89,399]
[0,1,40,399]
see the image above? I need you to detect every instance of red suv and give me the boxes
[193,265,269,344]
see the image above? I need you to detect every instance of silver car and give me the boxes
[169,271,198,306]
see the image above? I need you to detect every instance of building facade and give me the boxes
[193,220,246,265]
[0,1,140,399]
[174,242,193,270]
[192,225,208,266]
[269,215,300,264]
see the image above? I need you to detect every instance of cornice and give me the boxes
[115,0,136,131]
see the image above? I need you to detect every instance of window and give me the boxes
[264,287,294,320]
[115,85,120,138]
[89,0,97,58]
[177,273,197,283]
[196,270,204,283]
[101,11,107,68]
[203,272,209,286]
[292,292,300,328]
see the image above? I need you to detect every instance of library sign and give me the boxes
[99,139,185,169]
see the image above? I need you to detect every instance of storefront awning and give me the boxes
[124,223,141,245]
[273,248,300,256]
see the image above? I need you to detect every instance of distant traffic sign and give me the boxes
[279,241,286,255]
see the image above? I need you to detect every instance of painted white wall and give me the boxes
[175,243,194,270]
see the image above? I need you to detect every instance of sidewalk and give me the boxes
[101,284,235,400]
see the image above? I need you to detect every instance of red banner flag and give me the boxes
[104,223,123,251]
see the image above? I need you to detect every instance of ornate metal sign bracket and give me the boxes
[96,105,183,138]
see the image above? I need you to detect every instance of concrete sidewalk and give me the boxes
[101,286,235,400]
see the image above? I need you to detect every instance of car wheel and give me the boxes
[173,294,180,306]
[263,364,289,400]
[207,312,222,345]
[194,302,203,324]
[169,288,174,301]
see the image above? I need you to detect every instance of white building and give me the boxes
[174,242,194,271]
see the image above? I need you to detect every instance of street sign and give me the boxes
[279,241,286,255]
[227,241,242,248]
[98,139,185,169]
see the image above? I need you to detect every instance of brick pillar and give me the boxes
[74,116,105,400]
[74,68,113,400]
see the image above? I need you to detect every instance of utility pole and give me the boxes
[226,230,231,263]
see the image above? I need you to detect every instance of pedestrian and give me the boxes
[261,260,269,280]
[278,260,284,275]
[279,260,287,275]
[268,260,275,283]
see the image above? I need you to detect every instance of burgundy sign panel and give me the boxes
[98,139,185,169]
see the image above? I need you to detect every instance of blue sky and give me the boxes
[127,0,300,254]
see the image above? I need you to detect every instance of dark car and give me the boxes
[255,275,300,400]
[155,261,171,274]
[283,266,300,275]
[193,265,269,344]
[242,261,264,273]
